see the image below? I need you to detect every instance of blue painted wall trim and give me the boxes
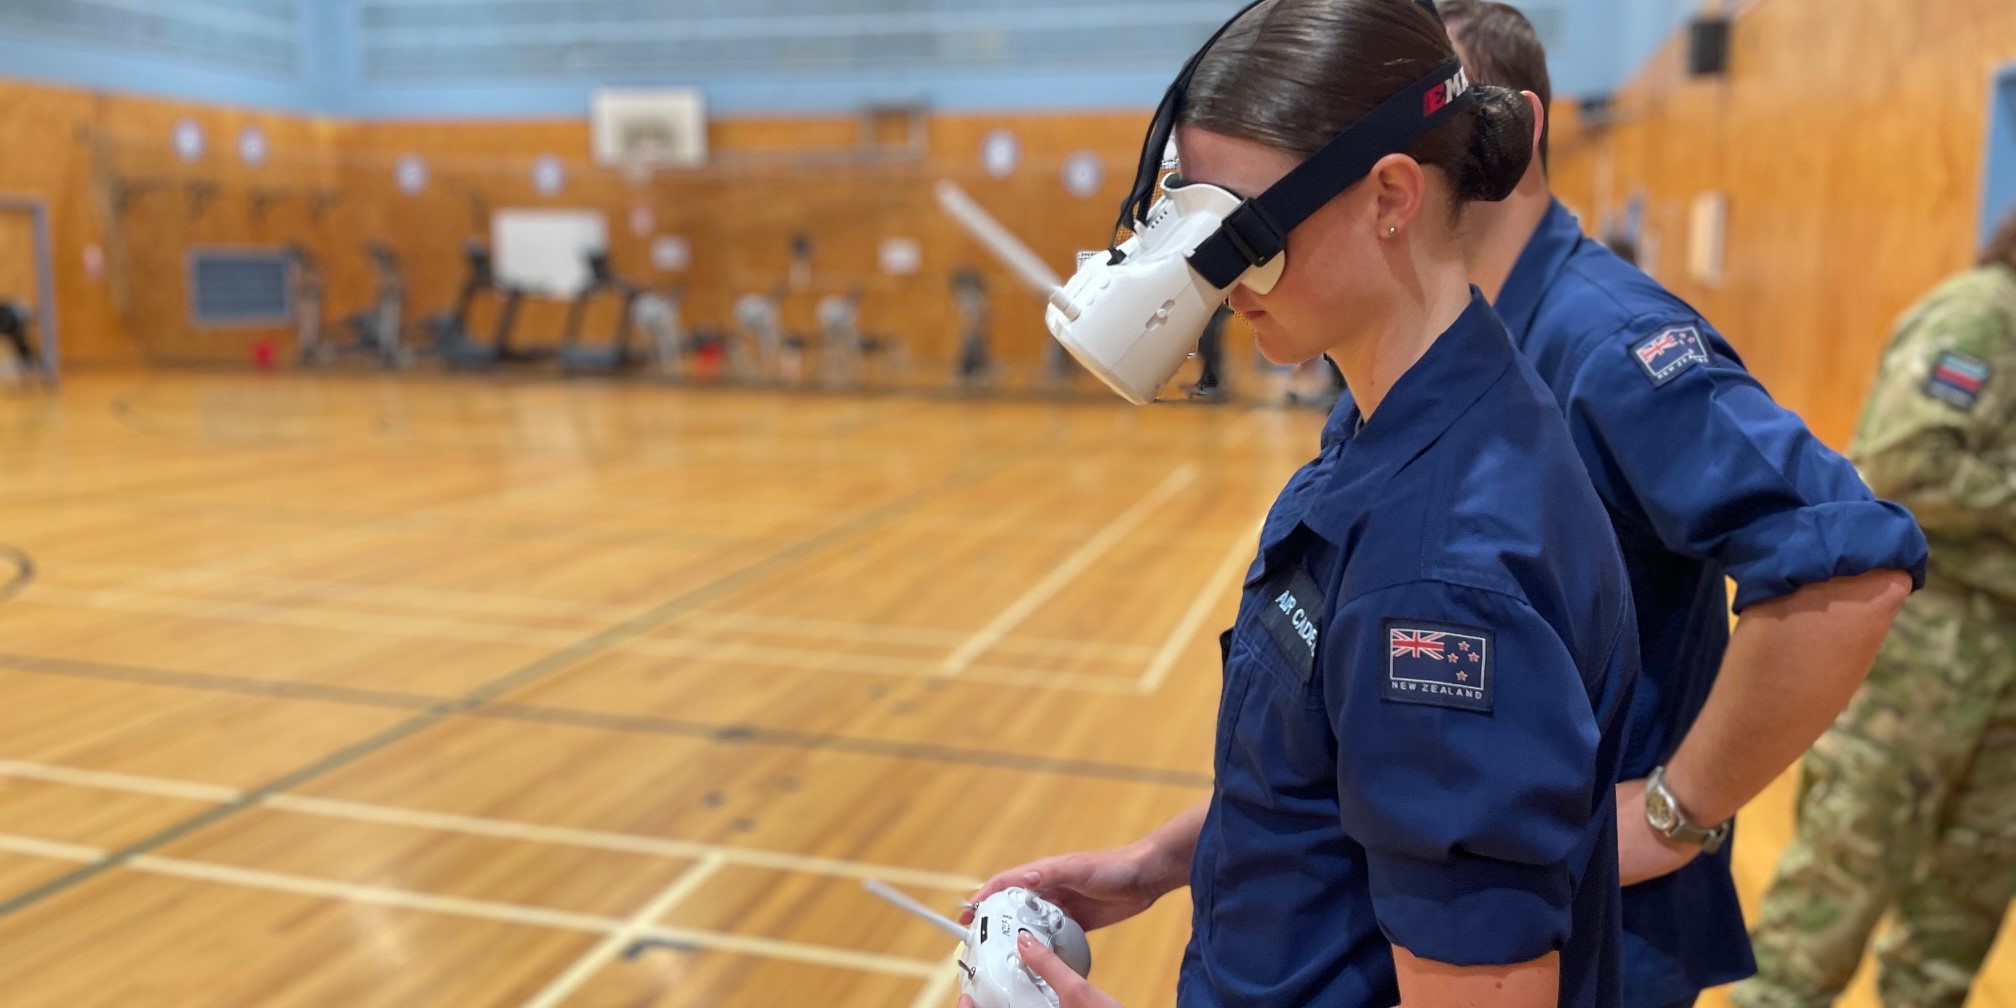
[0,31,320,112]
[338,68,1180,119]
[1549,0,1699,100]
[1982,62,2016,247]
[0,0,1710,118]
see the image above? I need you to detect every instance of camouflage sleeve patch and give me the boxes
[1924,350,1991,412]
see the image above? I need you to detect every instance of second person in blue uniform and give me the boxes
[1436,6,1927,1006]
[962,2,1636,1006]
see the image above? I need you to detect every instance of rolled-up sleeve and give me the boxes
[1566,323,1928,611]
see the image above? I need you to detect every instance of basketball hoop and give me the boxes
[622,142,666,186]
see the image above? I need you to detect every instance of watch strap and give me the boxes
[1648,766,1730,854]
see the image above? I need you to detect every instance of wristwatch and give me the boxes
[1644,765,1731,855]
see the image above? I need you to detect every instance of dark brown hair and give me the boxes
[1437,1,1552,170]
[1983,206,2016,273]
[1181,0,1535,212]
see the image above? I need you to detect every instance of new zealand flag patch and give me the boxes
[1630,325,1712,387]
[1925,350,1990,412]
[1383,619,1493,713]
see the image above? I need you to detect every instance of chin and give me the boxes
[1252,325,1314,367]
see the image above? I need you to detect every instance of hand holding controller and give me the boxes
[864,881,1095,1008]
[961,929,1122,1008]
[963,887,1093,1008]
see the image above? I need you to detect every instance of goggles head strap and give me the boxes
[1187,57,1473,288]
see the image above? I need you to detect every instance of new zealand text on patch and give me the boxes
[1925,350,1991,412]
[1382,619,1493,713]
[1630,325,1712,387]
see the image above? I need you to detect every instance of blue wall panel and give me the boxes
[1984,64,2016,247]
[0,0,319,110]
[0,0,1712,117]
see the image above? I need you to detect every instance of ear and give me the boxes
[1522,90,1546,162]
[1368,153,1428,236]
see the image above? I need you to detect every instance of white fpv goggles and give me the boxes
[1046,0,1474,404]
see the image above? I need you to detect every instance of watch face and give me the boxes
[1646,789,1677,832]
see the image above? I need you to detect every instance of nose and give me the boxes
[1226,287,1263,315]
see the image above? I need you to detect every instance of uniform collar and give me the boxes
[1300,289,1516,547]
[1493,199,1584,342]
[1319,384,1360,452]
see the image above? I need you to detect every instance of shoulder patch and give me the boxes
[1382,619,1493,713]
[1629,325,1712,387]
[1925,350,1991,412]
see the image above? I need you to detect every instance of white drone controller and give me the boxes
[865,879,1093,1008]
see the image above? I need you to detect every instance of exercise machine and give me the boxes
[818,290,864,387]
[359,242,409,366]
[633,285,688,380]
[557,250,645,374]
[0,299,51,387]
[951,267,995,388]
[286,243,326,364]
[817,287,906,389]
[732,286,786,381]
[1187,304,1234,403]
[431,241,528,370]
[293,242,411,367]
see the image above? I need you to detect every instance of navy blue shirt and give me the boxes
[1179,292,1638,1008]
[1494,202,1929,1006]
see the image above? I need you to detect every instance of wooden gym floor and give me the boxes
[0,372,2005,1007]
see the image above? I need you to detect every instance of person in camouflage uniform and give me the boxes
[1733,208,2016,1008]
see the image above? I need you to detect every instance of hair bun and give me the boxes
[1457,85,1535,202]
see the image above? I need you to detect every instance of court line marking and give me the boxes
[938,463,1199,677]
[0,651,454,710]
[133,854,625,933]
[4,493,769,552]
[0,449,1015,920]
[68,562,661,623]
[48,562,1166,661]
[12,586,1153,694]
[0,758,982,892]
[90,376,1257,470]
[0,655,1214,788]
[519,852,728,1008]
[0,758,240,804]
[473,703,1214,788]
[267,793,984,891]
[607,636,1147,693]
[18,584,609,649]
[1136,525,1259,695]
[0,832,937,980]
[674,611,1158,661]
[0,833,103,863]
[906,948,966,1008]
[635,923,937,979]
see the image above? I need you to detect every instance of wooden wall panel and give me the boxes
[0,78,351,366]
[337,111,1158,369]
[0,81,128,366]
[1549,0,2016,447]
[0,75,1162,372]
[8,0,2006,388]
[98,99,344,364]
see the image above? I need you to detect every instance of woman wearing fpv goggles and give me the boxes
[962,2,1640,1007]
